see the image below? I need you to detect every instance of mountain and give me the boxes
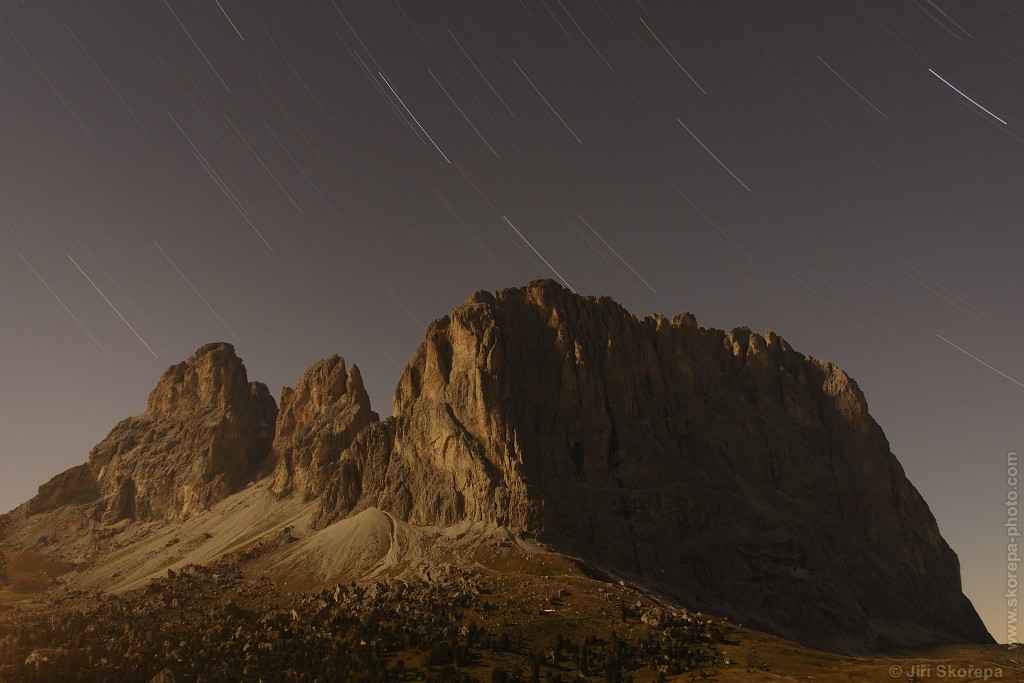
[0,280,992,667]
[311,280,990,652]
[27,342,278,523]
[269,355,377,501]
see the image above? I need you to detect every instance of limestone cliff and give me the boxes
[270,356,377,500]
[314,280,991,652]
[27,342,277,522]
[11,282,992,654]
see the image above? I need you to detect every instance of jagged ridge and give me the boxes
[10,280,992,654]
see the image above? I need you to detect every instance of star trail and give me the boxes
[0,0,1022,639]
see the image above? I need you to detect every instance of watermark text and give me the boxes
[1008,451,1019,649]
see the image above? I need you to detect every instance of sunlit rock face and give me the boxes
[20,282,991,653]
[29,343,277,522]
[269,355,377,500]
[315,280,991,652]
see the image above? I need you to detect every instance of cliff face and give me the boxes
[14,281,991,653]
[28,343,277,522]
[270,356,377,500]
[314,280,990,651]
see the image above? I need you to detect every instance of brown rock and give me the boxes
[317,279,991,653]
[641,607,665,627]
[149,669,177,683]
[7,281,992,656]
[26,464,98,515]
[270,356,378,499]
[30,343,278,522]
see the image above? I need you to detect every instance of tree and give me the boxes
[530,653,541,683]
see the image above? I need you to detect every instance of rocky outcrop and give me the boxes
[28,343,277,522]
[90,342,278,522]
[10,281,991,654]
[26,464,98,515]
[270,356,377,500]
[315,280,991,652]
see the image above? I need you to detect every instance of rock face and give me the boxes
[28,343,277,522]
[314,280,991,652]
[12,281,991,654]
[26,464,98,516]
[270,356,377,500]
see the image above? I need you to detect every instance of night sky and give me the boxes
[1,1,1020,639]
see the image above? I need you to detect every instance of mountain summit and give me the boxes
[28,342,278,522]
[4,280,991,657]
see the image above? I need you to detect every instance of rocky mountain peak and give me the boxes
[26,343,277,523]
[90,343,277,521]
[270,356,378,500]
[145,342,251,418]
[10,282,992,655]
[319,279,991,652]
[280,355,370,418]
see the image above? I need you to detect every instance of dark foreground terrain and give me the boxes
[0,544,1017,682]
